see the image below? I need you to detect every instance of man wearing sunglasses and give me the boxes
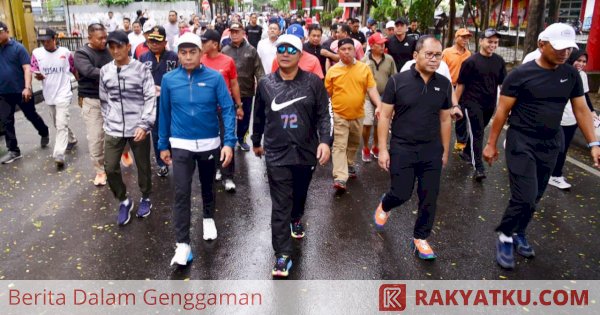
[252,34,332,277]
[374,35,453,261]
[455,28,506,182]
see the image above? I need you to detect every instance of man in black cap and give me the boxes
[99,30,156,226]
[139,26,179,177]
[0,21,50,164]
[455,28,506,181]
[386,17,416,71]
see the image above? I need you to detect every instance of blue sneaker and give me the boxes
[496,239,515,269]
[117,199,134,226]
[513,234,535,258]
[137,198,152,218]
[272,255,293,277]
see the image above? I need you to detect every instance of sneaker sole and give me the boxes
[290,223,305,239]
[411,242,436,260]
[272,260,293,277]
[171,251,194,267]
[1,155,23,164]
[203,233,217,241]
[119,201,134,226]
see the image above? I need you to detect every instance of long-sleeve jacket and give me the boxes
[251,70,332,166]
[158,65,236,151]
[99,60,156,138]
[222,40,264,98]
[74,45,112,99]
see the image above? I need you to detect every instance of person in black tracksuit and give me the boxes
[251,34,331,277]
[482,23,600,270]
[455,29,506,181]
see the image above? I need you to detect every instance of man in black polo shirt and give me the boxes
[455,28,506,181]
[386,17,416,71]
[303,24,336,76]
[374,36,453,261]
[483,23,600,270]
[245,13,263,49]
[349,18,367,47]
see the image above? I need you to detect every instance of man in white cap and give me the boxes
[483,23,600,270]
[159,32,236,266]
[251,34,331,277]
[385,21,395,39]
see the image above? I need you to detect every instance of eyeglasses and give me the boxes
[276,45,298,55]
[422,51,443,60]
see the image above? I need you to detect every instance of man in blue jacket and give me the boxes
[158,33,236,267]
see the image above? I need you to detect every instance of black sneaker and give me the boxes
[272,255,292,277]
[458,151,472,164]
[157,166,169,177]
[0,151,22,164]
[41,136,50,148]
[348,165,357,178]
[474,169,486,182]
[290,220,305,239]
[66,140,78,151]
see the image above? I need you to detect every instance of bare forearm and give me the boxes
[487,108,509,147]
[377,116,391,151]
[231,80,242,105]
[573,102,597,143]
[23,65,32,88]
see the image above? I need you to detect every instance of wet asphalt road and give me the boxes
[0,98,599,280]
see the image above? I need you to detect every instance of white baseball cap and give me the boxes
[176,32,202,49]
[538,23,578,50]
[142,20,157,33]
[385,21,395,29]
[275,34,303,52]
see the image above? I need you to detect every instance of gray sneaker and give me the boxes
[0,151,22,164]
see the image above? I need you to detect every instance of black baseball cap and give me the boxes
[148,26,167,42]
[201,29,221,43]
[395,17,409,25]
[480,28,501,39]
[37,28,57,40]
[338,38,354,48]
[107,30,129,45]
[0,21,8,32]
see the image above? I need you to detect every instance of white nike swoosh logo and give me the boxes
[271,96,307,111]
[560,79,568,83]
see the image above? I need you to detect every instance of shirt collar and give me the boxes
[410,63,439,81]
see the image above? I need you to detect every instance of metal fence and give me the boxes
[37,37,85,52]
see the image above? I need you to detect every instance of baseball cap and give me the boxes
[395,17,409,25]
[275,34,303,52]
[367,18,376,26]
[107,30,129,45]
[368,32,387,46]
[455,28,472,38]
[229,23,243,31]
[201,29,221,43]
[143,20,157,33]
[385,21,395,29]
[148,26,166,42]
[268,17,280,26]
[286,24,304,39]
[37,28,57,40]
[305,17,313,24]
[538,23,578,50]
[177,32,202,49]
[479,28,501,39]
[0,21,8,32]
[338,38,354,48]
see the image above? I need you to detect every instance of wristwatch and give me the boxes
[236,103,243,109]
[587,141,600,149]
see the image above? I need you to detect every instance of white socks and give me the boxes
[499,233,513,243]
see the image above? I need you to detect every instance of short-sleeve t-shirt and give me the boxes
[0,39,30,94]
[503,61,584,138]
[386,35,416,72]
[325,60,376,120]
[457,52,506,108]
[201,53,238,93]
[30,46,75,105]
[382,65,452,146]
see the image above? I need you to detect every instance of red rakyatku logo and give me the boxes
[379,284,406,312]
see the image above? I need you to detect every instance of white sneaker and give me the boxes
[548,176,572,190]
[170,243,192,266]
[215,169,222,181]
[224,179,236,192]
[203,218,218,240]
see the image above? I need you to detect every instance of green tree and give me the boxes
[409,0,435,32]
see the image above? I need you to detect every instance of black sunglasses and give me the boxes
[276,45,298,55]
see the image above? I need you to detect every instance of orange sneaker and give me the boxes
[121,151,133,167]
[374,202,389,229]
[412,239,436,260]
[93,172,107,186]
[454,141,466,151]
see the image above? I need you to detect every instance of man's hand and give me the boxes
[378,149,390,171]
[316,143,330,165]
[236,108,244,120]
[160,150,172,165]
[442,153,449,168]
[22,88,32,102]
[221,146,233,167]
[34,73,45,81]
[591,146,600,168]
[253,146,264,157]
[483,144,498,166]
[133,127,148,141]
[375,106,381,121]
[451,106,463,120]
[155,85,161,94]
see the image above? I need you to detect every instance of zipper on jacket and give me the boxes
[188,73,193,103]
[117,67,126,138]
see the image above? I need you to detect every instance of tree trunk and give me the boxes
[546,0,561,24]
[523,0,546,58]
[446,0,456,48]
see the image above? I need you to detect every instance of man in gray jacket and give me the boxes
[99,31,156,226]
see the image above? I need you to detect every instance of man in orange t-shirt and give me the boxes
[325,38,382,193]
